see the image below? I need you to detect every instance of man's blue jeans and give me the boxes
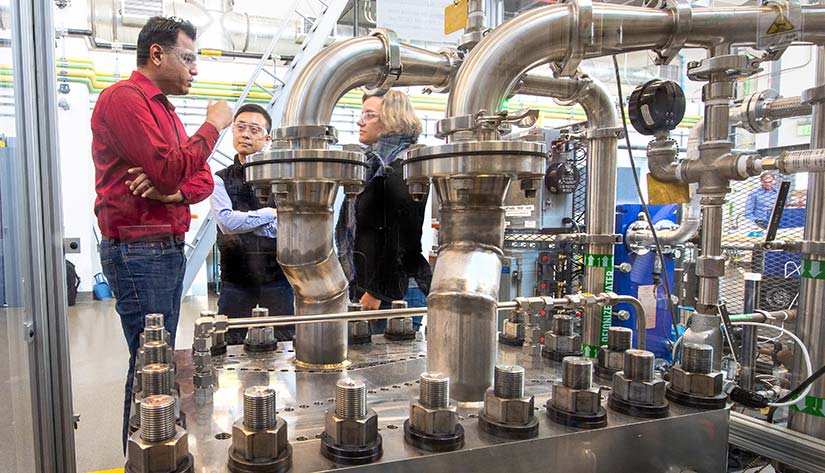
[99,239,185,452]
[217,279,295,344]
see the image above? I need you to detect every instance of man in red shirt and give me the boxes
[91,16,232,449]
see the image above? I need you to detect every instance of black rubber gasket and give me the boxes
[244,340,279,353]
[227,444,293,473]
[666,386,728,410]
[404,149,547,164]
[319,432,382,465]
[477,410,539,439]
[348,333,372,345]
[498,333,525,347]
[384,331,417,341]
[608,393,669,419]
[243,158,369,168]
[211,344,228,356]
[403,419,465,452]
[545,403,607,430]
[541,347,583,361]
[594,363,619,382]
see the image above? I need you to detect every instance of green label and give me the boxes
[790,396,825,418]
[802,259,825,280]
[602,263,614,346]
[583,344,600,358]
[584,254,613,268]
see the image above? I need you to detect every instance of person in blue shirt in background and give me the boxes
[744,172,778,229]
[210,104,294,343]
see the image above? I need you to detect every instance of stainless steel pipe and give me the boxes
[740,273,761,391]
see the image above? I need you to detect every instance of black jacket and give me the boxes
[215,156,285,286]
[336,134,432,302]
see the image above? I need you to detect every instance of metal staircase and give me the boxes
[182,0,351,297]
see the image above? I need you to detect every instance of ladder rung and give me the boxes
[254,81,274,96]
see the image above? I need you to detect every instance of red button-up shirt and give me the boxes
[91,70,218,240]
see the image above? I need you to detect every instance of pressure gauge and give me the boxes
[627,79,686,135]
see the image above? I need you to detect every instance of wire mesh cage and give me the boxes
[717,172,805,314]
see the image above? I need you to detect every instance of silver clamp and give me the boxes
[762,240,802,252]
[436,108,539,138]
[556,0,593,77]
[686,54,762,82]
[273,124,339,143]
[363,28,402,95]
[654,0,692,66]
[424,47,462,95]
[587,127,625,140]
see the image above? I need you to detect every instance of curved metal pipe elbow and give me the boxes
[517,72,617,130]
[280,35,453,127]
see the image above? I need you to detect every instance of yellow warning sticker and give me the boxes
[444,0,468,35]
[767,14,795,35]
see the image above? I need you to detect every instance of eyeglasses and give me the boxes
[166,46,197,67]
[233,121,268,136]
[359,111,380,122]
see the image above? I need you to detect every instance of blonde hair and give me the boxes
[363,89,422,138]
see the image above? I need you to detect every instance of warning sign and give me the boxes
[767,14,795,35]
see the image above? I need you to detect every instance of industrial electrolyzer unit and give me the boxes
[122,1,825,472]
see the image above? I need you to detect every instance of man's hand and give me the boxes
[205,100,233,130]
[360,292,382,311]
[126,167,184,204]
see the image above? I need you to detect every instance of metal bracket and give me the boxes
[363,28,402,95]
[23,321,35,343]
[686,54,762,82]
[802,84,825,106]
[556,0,593,77]
[654,0,692,66]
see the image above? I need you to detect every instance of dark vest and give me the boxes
[215,157,284,285]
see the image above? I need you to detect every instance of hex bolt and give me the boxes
[624,349,655,382]
[419,372,450,408]
[494,365,525,399]
[682,343,714,374]
[141,363,171,396]
[607,327,632,351]
[144,340,170,365]
[144,313,164,328]
[552,315,574,336]
[252,307,269,318]
[243,386,277,431]
[562,357,593,390]
[140,394,176,443]
[335,379,367,419]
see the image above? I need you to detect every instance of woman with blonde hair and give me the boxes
[335,89,431,332]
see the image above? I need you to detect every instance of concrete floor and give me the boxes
[69,294,215,473]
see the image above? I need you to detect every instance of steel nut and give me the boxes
[232,418,288,461]
[522,343,542,356]
[247,327,274,345]
[503,320,525,339]
[598,347,625,371]
[612,372,666,405]
[409,402,458,435]
[324,410,379,447]
[552,383,601,415]
[192,350,211,368]
[483,388,534,425]
[214,315,229,332]
[126,428,189,473]
[547,333,581,354]
[192,335,212,352]
[671,367,723,397]
[524,324,543,342]
[349,320,370,337]
[193,371,215,389]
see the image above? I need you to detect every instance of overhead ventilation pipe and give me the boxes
[416,0,825,400]
[244,31,453,369]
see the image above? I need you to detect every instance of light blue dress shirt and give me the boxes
[210,175,277,238]
[744,187,778,223]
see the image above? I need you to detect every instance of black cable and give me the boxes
[767,363,825,423]
[612,55,680,340]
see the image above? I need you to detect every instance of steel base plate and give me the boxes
[403,419,465,452]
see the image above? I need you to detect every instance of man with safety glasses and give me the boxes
[91,16,233,451]
[210,104,295,344]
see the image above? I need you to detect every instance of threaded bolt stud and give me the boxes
[251,307,269,317]
[140,394,176,443]
[624,349,655,382]
[243,386,277,431]
[419,372,450,408]
[335,379,366,419]
[144,340,170,365]
[142,326,165,344]
[562,357,593,390]
[494,365,525,399]
[144,313,164,328]
[682,343,713,374]
[607,327,633,351]
[552,315,575,336]
[142,363,171,396]
[391,300,408,309]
